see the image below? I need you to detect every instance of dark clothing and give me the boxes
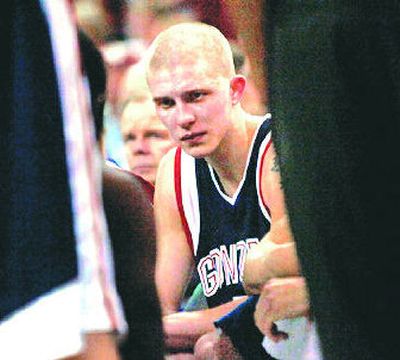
[0,0,77,320]
[175,118,272,308]
[175,118,274,359]
[102,164,163,359]
[215,295,275,360]
[195,119,272,308]
[266,1,400,359]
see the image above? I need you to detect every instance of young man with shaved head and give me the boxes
[146,22,310,359]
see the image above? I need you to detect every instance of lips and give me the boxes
[180,131,206,142]
[133,165,154,173]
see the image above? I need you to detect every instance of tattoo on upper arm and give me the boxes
[271,156,280,172]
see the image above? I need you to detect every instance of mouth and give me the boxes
[180,131,207,142]
[132,165,154,173]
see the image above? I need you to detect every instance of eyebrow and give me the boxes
[153,87,210,99]
[153,96,170,102]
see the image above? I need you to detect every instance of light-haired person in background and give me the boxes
[119,61,176,184]
[120,96,175,184]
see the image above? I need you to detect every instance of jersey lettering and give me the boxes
[198,238,259,297]
[197,255,219,297]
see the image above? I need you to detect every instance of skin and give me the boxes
[147,22,309,357]
[243,217,301,294]
[121,100,175,184]
[63,333,119,360]
[254,277,310,341]
[243,173,310,342]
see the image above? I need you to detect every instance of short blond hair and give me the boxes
[146,22,235,81]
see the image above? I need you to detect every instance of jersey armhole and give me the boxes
[257,134,272,220]
[174,147,195,253]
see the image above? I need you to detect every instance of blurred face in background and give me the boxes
[121,100,175,184]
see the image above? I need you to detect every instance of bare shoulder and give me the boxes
[260,141,287,222]
[155,146,177,189]
[261,140,279,177]
[154,147,182,227]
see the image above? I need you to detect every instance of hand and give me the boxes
[254,276,310,341]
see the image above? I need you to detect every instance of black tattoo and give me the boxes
[271,156,280,172]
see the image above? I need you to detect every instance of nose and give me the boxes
[131,137,150,155]
[175,102,195,129]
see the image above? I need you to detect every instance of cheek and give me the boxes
[203,97,228,117]
[157,111,176,131]
[124,142,133,152]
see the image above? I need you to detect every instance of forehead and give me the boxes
[121,102,166,131]
[148,59,227,97]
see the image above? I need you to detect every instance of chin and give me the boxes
[183,145,212,159]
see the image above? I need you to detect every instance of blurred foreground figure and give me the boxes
[265,1,400,359]
[0,1,125,358]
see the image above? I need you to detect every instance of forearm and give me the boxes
[244,242,300,294]
[163,297,248,351]
[163,311,213,351]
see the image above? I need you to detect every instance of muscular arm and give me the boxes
[243,144,309,339]
[154,150,195,316]
[243,217,300,294]
[155,150,248,352]
[244,143,300,293]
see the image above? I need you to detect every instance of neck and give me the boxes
[206,110,259,195]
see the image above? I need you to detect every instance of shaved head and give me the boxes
[146,22,236,81]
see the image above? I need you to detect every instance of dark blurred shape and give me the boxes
[266,1,400,359]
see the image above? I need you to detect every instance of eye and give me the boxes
[154,97,175,110]
[123,133,136,143]
[146,131,164,139]
[185,90,206,103]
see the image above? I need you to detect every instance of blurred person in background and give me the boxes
[120,98,175,185]
[118,60,176,185]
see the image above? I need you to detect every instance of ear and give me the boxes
[230,75,247,105]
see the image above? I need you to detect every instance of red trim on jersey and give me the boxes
[119,168,155,203]
[174,148,195,253]
[134,174,155,203]
[259,138,272,217]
